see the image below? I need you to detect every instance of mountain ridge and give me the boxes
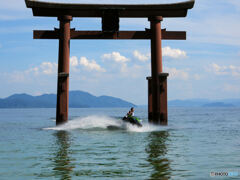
[168,98,240,107]
[0,90,136,108]
[1,92,240,108]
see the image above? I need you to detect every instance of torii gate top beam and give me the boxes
[25,0,195,18]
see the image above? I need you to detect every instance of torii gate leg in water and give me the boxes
[148,16,169,125]
[56,15,72,125]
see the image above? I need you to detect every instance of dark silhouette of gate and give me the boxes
[25,0,195,125]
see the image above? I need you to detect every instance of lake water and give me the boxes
[0,107,240,179]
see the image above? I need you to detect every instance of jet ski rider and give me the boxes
[127,107,134,117]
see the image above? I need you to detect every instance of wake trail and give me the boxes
[44,115,169,132]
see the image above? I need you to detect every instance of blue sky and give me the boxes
[0,0,240,105]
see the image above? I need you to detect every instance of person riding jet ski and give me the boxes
[122,107,142,127]
[127,107,135,117]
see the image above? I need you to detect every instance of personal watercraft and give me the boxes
[122,116,142,127]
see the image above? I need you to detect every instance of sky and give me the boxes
[0,0,240,105]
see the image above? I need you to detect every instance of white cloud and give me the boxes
[5,61,58,83]
[8,71,27,83]
[102,52,129,63]
[162,46,187,59]
[229,65,240,77]
[193,74,201,80]
[70,56,79,72]
[209,63,240,77]
[25,62,58,75]
[40,62,58,75]
[6,56,105,84]
[70,56,106,72]
[130,64,145,78]
[133,47,186,61]
[70,56,78,67]
[26,67,39,75]
[165,67,189,80]
[133,50,150,61]
[120,63,128,73]
[79,57,106,72]
[223,84,240,93]
[118,63,146,78]
[212,63,228,75]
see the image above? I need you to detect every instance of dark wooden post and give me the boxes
[56,15,72,125]
[159,73,169,125]
[147,73,168,125]
[148,16,168,125]
[146,77,153,122]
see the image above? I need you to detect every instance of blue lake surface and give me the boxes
[0,107,240,179]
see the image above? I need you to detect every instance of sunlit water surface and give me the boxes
[0,107,240,179]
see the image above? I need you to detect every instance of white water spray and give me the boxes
[44,115,164,132]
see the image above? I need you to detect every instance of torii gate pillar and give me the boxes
[148,16,169,125]
[56,15,72,125]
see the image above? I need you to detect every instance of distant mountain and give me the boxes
[169,98,240,107]
[169,99,210,107]
[202,102,235,107]
[1,93,240,108]
[0,90,135,108]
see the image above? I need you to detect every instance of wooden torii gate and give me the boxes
[25,0,195,125]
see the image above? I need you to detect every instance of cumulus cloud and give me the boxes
[25,62,58,75]
[210,63,227,75]
[5,55,106,84]
[8,71,27,83]
[133,50,150,61]
[102,52,129,63]
[79,57,106,72]
[70,56,78,67]
[133,47,186,61]
[40,62,58,75]
[165,67,189,80]
[69,56,106,72]
[209,63,240,77]
[6,61,58,83]
[25,67,39,75]
[118,63,146,78]
[223,84,240,93]
[38,57,106,73]
[193,74,201,80]
[120,63,128,73]
[7,55,105,84]
[162,46,187,59]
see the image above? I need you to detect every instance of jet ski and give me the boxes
[122,116,142,127]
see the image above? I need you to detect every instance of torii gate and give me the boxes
[25,0,195,125]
